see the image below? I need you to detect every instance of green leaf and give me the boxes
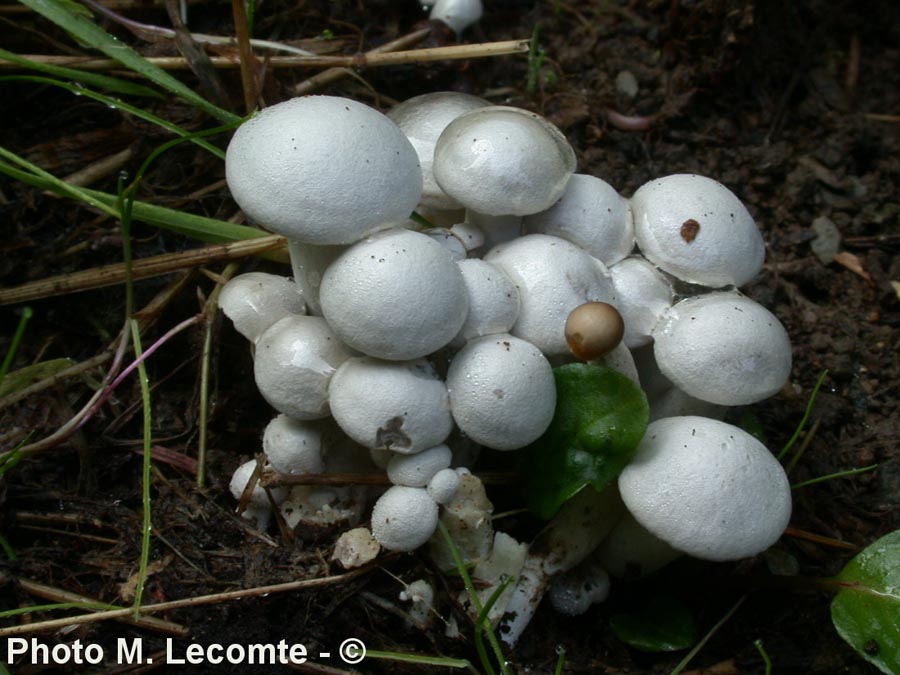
[831,530,900,675]
[18,0,239,124]
[0,48,160,98]
[610,594,697,652]
[520,363,648,519]
[0,358,77,398]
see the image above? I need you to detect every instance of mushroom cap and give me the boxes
[319,228,469,360]
[423,227,468,261]
[465,211,522,250]
[229,459,287,507]
[455,259,520,343]
[371,486,440,552]
[564,301,625,361]
[523,174,635,266]
[387,444,453,487]
[328,357,453,454]
[609,256,674,348]
[253,315,354,419]
[429,0,483,34]
[485,234,617,356]
[433,107,576,216]
[652,291,792,406]
[618,416,792,561]
[630,173,764,287]
[262,414,324,475]
[446,334,556,450]
[427,468,462,504]
[219,272,306,342]
[225,96,422,244]
[388,91,490,210]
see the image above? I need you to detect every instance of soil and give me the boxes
[1,1,898,674]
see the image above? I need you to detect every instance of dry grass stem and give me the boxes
[3,39,530,72]
[1,566,376,637]
[0,351,111,409]
[61,146,135,188]
[0,234,286,306]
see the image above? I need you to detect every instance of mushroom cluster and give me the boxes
[221,93,794,620]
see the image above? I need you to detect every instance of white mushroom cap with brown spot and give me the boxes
[618,416,792,561]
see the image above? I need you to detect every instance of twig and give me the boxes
[16,579,188,636]
[0,235,286,306]
[0,567,376,637]
[3,40,530,72]
[784,526,858,552]
[230,0,257,113]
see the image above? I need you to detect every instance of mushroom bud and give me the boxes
[564,302,625,361]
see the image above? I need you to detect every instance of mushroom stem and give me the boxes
[498,485,624,647]
[287,240,347,315]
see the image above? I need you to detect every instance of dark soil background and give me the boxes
[1,0,898,673]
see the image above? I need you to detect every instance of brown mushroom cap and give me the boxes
[565,302,625,361]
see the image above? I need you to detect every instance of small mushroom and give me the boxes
[524,174,635,266]
[429,0,483,34]
[253,315,354,420]
[219,272,306,343]
[319,228,469,360]
[329,357,453,454]
[387,444,453,487]
[454,259,520,343]
[262,414,324,475]
[446,334,556,450]
[652,291,792,406]
[426,468,461,505]
[630,173,765,288]
[564,301,625,361]
[433,107,576,216]
[371,486,440,552]
[618,416,792,561]
[609,256,674,348]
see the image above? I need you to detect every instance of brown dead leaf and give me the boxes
[119,555,174,602]
[833,251,873,283]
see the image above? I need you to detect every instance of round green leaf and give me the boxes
[520,363,649,519]
[831,529,900,675]
[610,595,697,652]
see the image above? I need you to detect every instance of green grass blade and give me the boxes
[0,47,160,98]
[129,318,153,616]
[778,370,828,460]
[0,75,226,159]
[365,650,473,670]
[18,0,240,124]
[792,465,878,490]
[0,307,33,391]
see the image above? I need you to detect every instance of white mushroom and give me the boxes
[433,107,576,216]
[329,357,453,454]
[485,234,616,356]
[371,486,440,552]
[253,315,354,420]
[219,272,306,343]
[229,459,288,508]
[423,227,467,261]
[449,221,485,252]
[649,386,727,422]
[446,334,556,450]
[464,211,522,250]
[523,174,635,266]
[262,414,325,475]
[618,416,792,561]
[319,228,469,360]
[225,96,422,245]
[388,91,490,210]
[652,291,792,405]
[609,256,674,348]
[286,242,347,315]
[630,173,765,287]
[429,0,483,34]
[426,467,461,505]
[387,444,453,486]
[454,259,520,343]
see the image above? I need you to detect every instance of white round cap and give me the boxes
[429,0,483,34]
[455,259,520,342]
[225,96,422,244]
[433,106,576,216]
[262,414,324,475]
[229,459,287,507]
[371,486,440,552]
[652,291,792,405]
[524,174,635,266]
[388,91,489,210]
[427,468,462,504]
[329,357,453,454]
[387,444,453,487]
[619,416,792,561]
[609,256,674,348]
[630,173,764,287]
[447,334,556,450]
[219,272,306,343]
[485,234,617,356]
[253,315,354,419]
[319,228,469,360]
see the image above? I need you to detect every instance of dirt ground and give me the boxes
[1,0,898,673]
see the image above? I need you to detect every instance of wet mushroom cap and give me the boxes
[370,486,440,552]
[433,106,576,216]
[219,272,306,343]
[618,416,792,561]
[225,96,422,245]
[564,302,625,361]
